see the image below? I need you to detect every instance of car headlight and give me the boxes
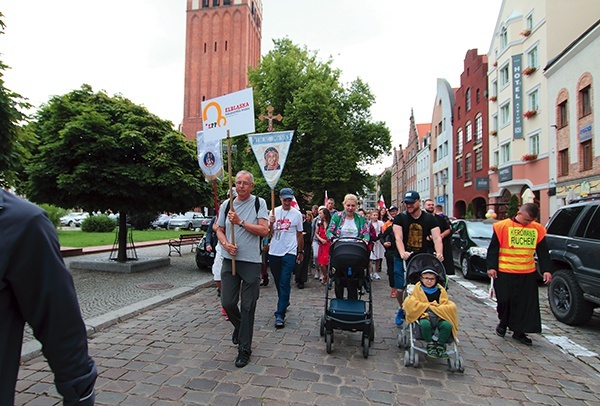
[467,246,488,258]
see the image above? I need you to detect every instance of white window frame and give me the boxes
[465,121,473,142]
[500,101,511,126]
[528,131,540,156]
[527,86,540,112]
[527,45,539,69]
[475,115,483,144]
[526,12,534,31]
[500,63,510,88]
[500,142,511,164]
[500,26,508,50]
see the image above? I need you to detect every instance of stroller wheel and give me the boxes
[319,315,325,337]
[369,322,375,341]
[362,337,370,358]
[447,358,455,372]
[403,350,410,367]
[457,356,465,373]
[412,352,419,368]
[326,332,333,353]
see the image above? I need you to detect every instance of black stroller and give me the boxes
[397,253,464,372]
[319,237,374,358]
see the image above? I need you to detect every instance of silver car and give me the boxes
[167,212,205,230]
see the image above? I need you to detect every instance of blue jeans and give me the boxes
[393,256,406,289]
[269,253,296,318]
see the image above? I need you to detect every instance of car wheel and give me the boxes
[548,269,594,325]
[68,220,74,227]
[187,223,194,230]
[460,256,475,280]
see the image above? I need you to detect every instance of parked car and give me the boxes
[200,216,215,232]
[151,214,172,229]
[451,219,497,279]
[60,212,88,227]
[546,200,600,325]
[167,212,205,230]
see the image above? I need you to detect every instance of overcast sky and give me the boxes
[1,0,502,174]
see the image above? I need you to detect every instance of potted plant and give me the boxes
[489,96,497,102]
[522,66,537,75]
[490,130,498,136]
[520,29,531,37]
[521,153,538,162]
[493,61,498,67]
[489,165,498,172]
[523,110,538,119]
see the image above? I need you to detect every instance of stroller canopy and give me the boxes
[405,253,447,285]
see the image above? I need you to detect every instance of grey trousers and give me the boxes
[221,259,261,351]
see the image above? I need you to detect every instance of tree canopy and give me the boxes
[24,84,210,215]
[0,14,32,188]
[244,38,391,209]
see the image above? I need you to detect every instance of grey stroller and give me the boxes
[397,253,464,372]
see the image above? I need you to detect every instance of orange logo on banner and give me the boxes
[202,102,227,128]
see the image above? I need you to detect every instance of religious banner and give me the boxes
[201,87,255,142]
[197,131,223,181]
[248,130,294,189]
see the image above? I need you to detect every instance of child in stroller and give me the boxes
[398,253,463,372]
[403,268,458,359]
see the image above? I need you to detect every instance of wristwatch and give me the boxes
[240,220,246,228]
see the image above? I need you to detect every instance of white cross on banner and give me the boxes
[201,88,255,142]
[248,131,294,189]
[197,131,223,181]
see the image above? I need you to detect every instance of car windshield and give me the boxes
[466,222,494,239]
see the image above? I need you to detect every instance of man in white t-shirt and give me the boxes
[268,188,304,329]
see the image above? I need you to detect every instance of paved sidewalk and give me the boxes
[15,260,600,405]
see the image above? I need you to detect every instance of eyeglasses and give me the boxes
[235,181,253,187]
[421,276,436,281]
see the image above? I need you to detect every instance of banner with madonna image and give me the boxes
[248,131,294,189]
[197,131,223,181]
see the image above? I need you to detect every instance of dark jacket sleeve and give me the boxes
[486,232,500,271]
[8,210,97,404]
[536,237,552,273]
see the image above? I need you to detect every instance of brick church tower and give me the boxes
[182,0,263,139]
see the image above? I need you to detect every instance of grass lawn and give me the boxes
[58,229,204,248]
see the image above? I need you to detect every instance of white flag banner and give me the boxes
[197,131,223,181]
[201,87,255,142]
[248,130,294,189]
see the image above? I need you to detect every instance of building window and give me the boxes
[476,89,481,104]
[475,115,483,144]
[582,140,593,170]
[558,100,568,128]
[529,132,540,156]
[528,89,540,112]
[492,114,498,132]
[580,86,591,117]
[501,143,510,164]
[475,148,483,171]
[500,26,508,50]
[466,88,471,111]
[465,154,472,182]
[456,128,463,155]
[500,102,511,126]
[526,13,534,30]
[492,79,498,98]
[500,65,510,87]
[559,148,569,176]
[213,0,220,5]
[202,0,209,7]
[224,0,231,4]
[457,106,461,120]
[527,47,538,69]
[456,157,463,178]
[465,121,473,142]
[493,150,499,166]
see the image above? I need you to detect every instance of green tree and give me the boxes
[506,194,520,219]
[247,38,391,206]
[465,202,475,219]
[378,169,392,208]
[0,14,33,188]
[25,85,210,261]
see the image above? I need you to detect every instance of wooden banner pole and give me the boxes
[227,131,236,276]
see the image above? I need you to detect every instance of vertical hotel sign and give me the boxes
[512,54,523,139]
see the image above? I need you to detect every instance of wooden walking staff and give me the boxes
[225,130,237,275]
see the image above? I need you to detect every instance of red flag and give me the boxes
[378,195,386,209]
[324,190,328,206]
[291,196,300,211]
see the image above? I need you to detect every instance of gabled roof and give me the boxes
[416,123,431,142]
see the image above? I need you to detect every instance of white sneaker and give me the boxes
[314,273,320,279]
[374,273,381,280]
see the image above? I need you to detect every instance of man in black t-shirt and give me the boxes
[392,191,443,326]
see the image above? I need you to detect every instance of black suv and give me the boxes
[545,200,600,325]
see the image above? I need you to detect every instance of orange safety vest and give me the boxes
[493,218,545,274]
